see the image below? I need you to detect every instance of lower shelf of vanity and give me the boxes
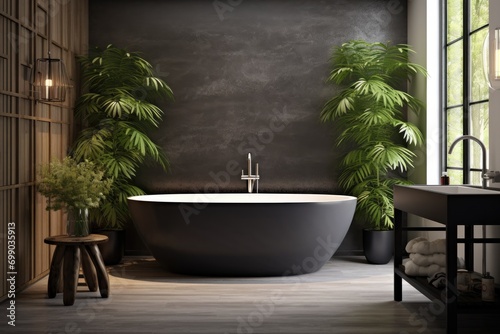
[395,265,500,313]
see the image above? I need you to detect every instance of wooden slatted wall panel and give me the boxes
[0,0,88,301]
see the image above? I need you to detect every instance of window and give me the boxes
[444,0,489,185]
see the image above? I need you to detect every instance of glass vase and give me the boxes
[67,207,89,237]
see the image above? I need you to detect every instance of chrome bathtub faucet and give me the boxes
[241,153,260,193]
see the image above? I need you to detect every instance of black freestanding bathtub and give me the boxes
[128,193,356,276]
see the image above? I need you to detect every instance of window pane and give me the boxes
[469,171,483,185]
[449,169,463,185]
[447,0,463,42]
[447,41,463,106]
[447,107,463,168]
[471,28,489,102]
[471,0,489,31]
[445,1,489,187]
[470,102,489,181]
[470,103,489,140]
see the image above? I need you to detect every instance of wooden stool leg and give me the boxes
[63,246,81,306]
[48,245,65,298]
[80,245,98,292]
[86,244,109,298]
[57,270,63,293]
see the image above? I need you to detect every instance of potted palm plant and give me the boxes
[320,40,426,264]
[37,157,112,237]
[71,45,173,264]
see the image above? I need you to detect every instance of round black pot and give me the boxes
[94,229,125,265]
[363,229,394,264]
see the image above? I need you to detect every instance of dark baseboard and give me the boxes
[334,250,363,256]
[125,249,152,256]
[125,249,364,257]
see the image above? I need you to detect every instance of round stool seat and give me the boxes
[44,234,108,245]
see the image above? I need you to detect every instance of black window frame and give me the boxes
[442,0,489,185]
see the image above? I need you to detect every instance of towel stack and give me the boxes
[403,237,464,277]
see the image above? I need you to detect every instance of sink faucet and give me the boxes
[448,135,491,276]
[448,135,490,189]
[241,153,259,193]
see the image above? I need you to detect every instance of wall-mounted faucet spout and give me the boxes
[241,153,260,193]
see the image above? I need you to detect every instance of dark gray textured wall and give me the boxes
[89,0,408,253]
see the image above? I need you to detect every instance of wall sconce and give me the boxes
[483,27,500,90]
[30,0,70,103]
[31,53,70,102]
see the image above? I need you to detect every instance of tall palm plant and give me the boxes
[71,45,173,229]
[321,40,426,230]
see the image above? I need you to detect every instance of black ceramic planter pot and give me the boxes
[94,229,125,265]
[363,229,394,264]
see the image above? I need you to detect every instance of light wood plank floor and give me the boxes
[1,256,497,333]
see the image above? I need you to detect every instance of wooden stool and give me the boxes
[44,234,110,306]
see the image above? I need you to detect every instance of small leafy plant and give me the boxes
[321,40,427,230]
[37,156,112,211]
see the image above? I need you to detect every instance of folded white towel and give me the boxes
[409,252,446,267]
[405,237,446,255]
[403,258,446,277]
[409,253,466,269]
[405,237,427,252]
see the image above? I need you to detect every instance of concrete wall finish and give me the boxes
[89,0,409,253]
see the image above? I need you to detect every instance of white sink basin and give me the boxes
[409,185,500,195]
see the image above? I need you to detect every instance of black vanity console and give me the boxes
[393,185,500,333]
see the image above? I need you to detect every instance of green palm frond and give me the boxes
[368,143,416,172]
[71,127,113,161]
[394,120,425,146]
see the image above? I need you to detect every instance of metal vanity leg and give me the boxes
[394,208,403,301]
[464,225,474,271]
[445,224,458,334]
